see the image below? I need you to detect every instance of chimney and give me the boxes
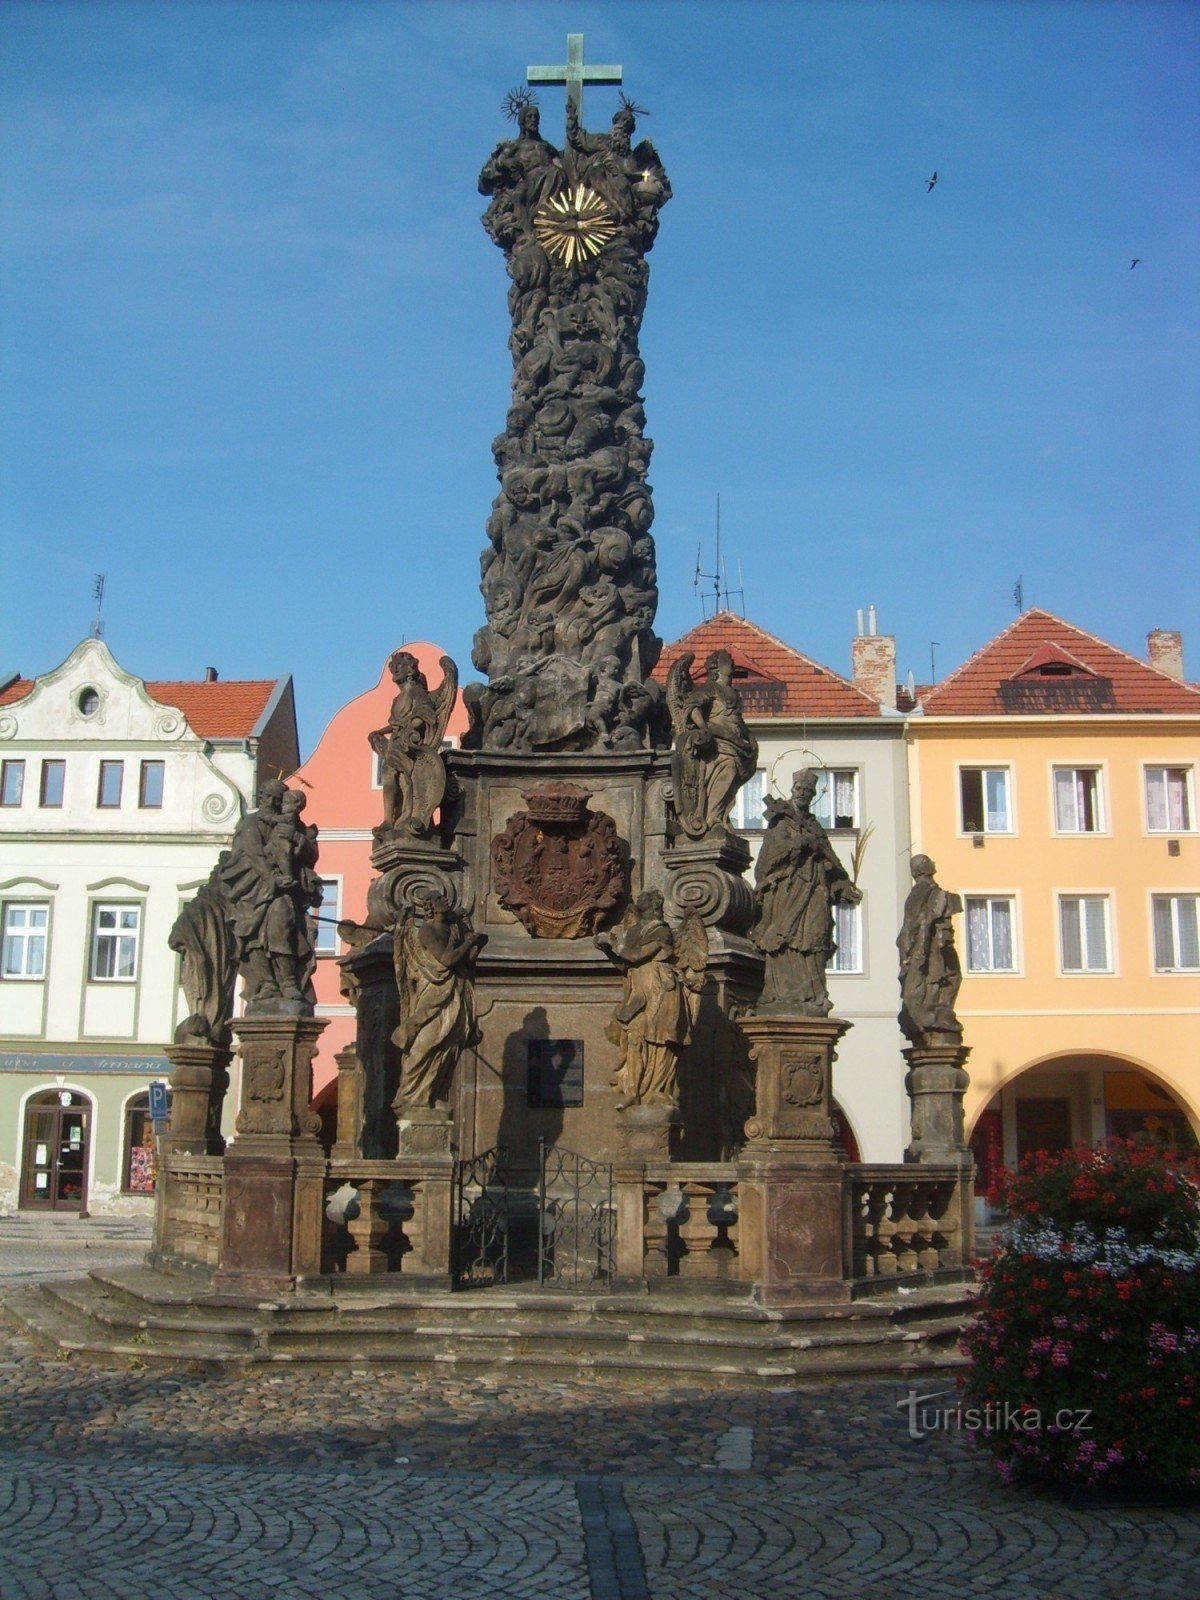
[204,666,219,682]
[852,610,897,709]
[1147,630,1184,682]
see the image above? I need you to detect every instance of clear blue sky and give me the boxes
[3,1,1197,757]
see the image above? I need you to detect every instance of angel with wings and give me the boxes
[595,889,708,1109]
[370,650,458,839]
[666,648,759,840]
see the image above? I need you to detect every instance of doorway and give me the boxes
[20,1090,91,1212]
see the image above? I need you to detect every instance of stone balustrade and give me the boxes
[846,1164,972,1279]
[155,1154,225,1267]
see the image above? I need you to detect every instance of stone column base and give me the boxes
[617,1105,681,1162]
[737,1012,851,1160]
[736,1158,852,1304]
[394,1105,455,1157]
[904,1040,973,1167]
[162,1040,231,1156]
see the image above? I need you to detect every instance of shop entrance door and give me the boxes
[20,1091,90,1212]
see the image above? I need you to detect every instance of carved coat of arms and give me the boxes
[491,783,625,939]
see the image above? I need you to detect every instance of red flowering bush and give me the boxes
[961,1141,1200,1491]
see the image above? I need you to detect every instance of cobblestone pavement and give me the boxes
[1,1262,1197,1598]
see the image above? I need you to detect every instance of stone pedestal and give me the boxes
[736,1012,853,1303]
[616,1105,681,1162]
[394,1104,455,1157]
[329,1045,365,1161]
[213,1013,327,1295]
[904,1039,973,1168]
[162,1040,231,1156]
[738,1013,850,1159]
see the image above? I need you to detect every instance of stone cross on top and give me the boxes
[527,33,622,126]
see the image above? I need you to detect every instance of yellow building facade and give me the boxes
[906,611,1200,1206]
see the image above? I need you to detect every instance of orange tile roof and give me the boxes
[920,609,1200,716]
[146,680,280,738]
[0,675,280,737]
[0,678,34,707]
[655,612,882,719]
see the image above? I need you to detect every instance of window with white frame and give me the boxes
[372,749,385,788]
[960,768,1011,834]
[1145,767,1194,833]
[1053,768,1103,833]
[965,896,1016,972]
[1059,894,1112,973]
[90,904,140,981]
[1152,895,1199,972]
[313,877,342,955]
[828,898,863,973]
[2,902,48,979]
[812,769,858,830]
[732,769,766,829]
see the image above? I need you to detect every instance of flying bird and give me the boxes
[1131,257,1141,269]
[926,171,938,192]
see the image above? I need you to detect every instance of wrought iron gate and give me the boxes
[538,1139,614,1290]
[451,1146,509,1289]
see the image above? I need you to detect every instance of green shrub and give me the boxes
[961,1140,1200,1490]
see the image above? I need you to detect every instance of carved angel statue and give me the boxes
[666,649,759,839]
[370,651,458,839]
[595,890,708,1110]
[391,895,487,1111]
[897,855,964,1045]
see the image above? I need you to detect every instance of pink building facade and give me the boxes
[289,643,467,1115]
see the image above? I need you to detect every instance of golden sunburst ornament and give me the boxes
[533,185,617,267]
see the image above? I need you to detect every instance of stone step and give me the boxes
[45,1275,966,1363]
[4,1270,971,1385]
[4,1287,965,1384]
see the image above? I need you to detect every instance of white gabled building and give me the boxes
[0,637,298,1215]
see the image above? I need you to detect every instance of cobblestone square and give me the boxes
[1,1243,1197,1600]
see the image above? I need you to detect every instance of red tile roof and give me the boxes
[0,678,34,707]
[146,680,280,738]
[920,609,1200,716]
[0,675,280,738]
[655,612,882,719]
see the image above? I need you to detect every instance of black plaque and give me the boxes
[527,1039,585,1108]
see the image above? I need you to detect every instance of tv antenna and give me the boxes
[694,495,745,620]
[1013,576,1024,613]
[91,574,107,638]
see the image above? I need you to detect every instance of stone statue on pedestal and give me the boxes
[169,852,238,1045]
[595,891,707,1108]
[665,648,759,839]
[751,770,862,1016]
[391,895,487,1110]
[897,855,963,1045]
[467,86,671,753]
[218,779,321,1015]
[370,650,458,839]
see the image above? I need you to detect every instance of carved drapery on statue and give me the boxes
[217,780,322,1017]
[666,649,759,839]
[370,650,457,839]
[391,896,487,1111]
[169,851,238,1045]
[466,89,671,753]
[491,782,625,938]
[897,855,964,1046]
[595,890,707,1109]
[751,770,862,1016]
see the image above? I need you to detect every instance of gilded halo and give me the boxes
[533,185,618,267]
